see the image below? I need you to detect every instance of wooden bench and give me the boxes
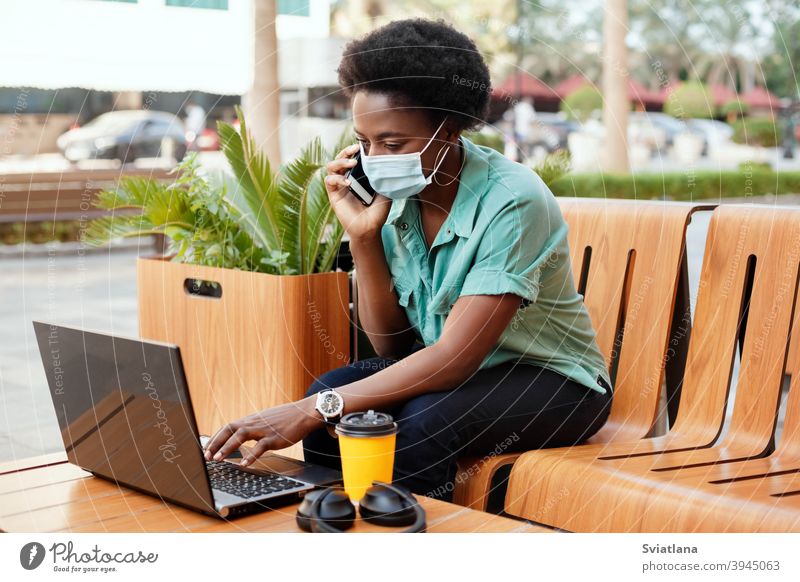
[0,453,547,533]
[635,353,800,532]
[0,168,173,249]
[452,198,716,510]
[505,204,800,532]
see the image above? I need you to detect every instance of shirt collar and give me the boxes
[386,136,489,238]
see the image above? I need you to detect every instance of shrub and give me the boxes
[720,99,749,118]
[533,150,571,188]
[663,81,715,119]
[739,160,772,172]
[0,221,84,245]
[731,117,783,148]
[464,130,504,152]
[549,170,800,201]
[560,86,603,123]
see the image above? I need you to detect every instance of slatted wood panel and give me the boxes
[137,258,351,436]
[452,199,715,510]
[506,204,800,532]
[0,456,546,533]
[0,168,172,221]
[628,316,800,532]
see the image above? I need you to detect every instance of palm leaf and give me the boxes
[302,170,329,273]
[217,105,280,252]
[87,177,194,245]
[312,130,353,273]
[210,169,270,253]
[275,136,326,274]
[93,176,160,210]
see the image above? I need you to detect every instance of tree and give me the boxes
[663,81,715,119]
[602,0,629,174]
[561,86,603,122]
[761,3,800,99]
[243,0,281,167]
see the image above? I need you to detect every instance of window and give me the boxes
[165,0,228,10]
[278,0,309,17]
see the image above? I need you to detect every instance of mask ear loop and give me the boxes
[433,139,466,187]
[427,142,450,184]
[421,116,460,186]
[418,116,450,160]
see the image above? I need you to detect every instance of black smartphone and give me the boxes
[344,151,377,206]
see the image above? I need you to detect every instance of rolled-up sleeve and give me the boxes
[460,193,563,304]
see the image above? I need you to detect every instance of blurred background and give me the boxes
[1,0,799,463]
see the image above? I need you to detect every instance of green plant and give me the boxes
[86,106,348,275]
[739,160,772,172]
[560,86,603,123]
[86,153,266,271]
[720,99,749,118]
[731,117,783,148]
[663,81,715,119]
[532,150,571,188]
[548,170,800,201]
[216,105,347,275]
[464,130,504,153]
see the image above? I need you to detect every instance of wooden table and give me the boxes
[0,454,549,533]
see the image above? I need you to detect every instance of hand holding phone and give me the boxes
[344,151,377,206]
[324,144,391,241]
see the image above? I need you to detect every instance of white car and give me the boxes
[686,118,734,156]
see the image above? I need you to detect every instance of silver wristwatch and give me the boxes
[314,389,344,424]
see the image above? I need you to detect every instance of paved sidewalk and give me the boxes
[0,244,141,463]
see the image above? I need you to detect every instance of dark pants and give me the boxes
[302,346,612,501]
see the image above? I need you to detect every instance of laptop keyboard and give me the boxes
[206,459,305,499]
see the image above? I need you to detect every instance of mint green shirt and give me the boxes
[380,136,612,395]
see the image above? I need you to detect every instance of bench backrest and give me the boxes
[669,204,800,454]
[558,198,713,440]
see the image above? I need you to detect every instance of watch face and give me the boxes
[319,392,343,416]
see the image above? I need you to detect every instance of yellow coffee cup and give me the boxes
[335,410,398,503]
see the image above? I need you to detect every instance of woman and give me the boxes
[203,18,613,501]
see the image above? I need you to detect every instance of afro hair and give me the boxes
[337,18,491,133]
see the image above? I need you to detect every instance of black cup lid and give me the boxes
[335,410,398,437]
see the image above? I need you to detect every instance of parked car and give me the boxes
[686,118,734,156]
[516,112,580,161]
[57,110,187,163]
[647,112,691,147]
[191,127,220,151]
[628,113,665,152]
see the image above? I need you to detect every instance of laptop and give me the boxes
[33,321,342,519]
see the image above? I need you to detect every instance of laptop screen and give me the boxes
[33,321,217,516]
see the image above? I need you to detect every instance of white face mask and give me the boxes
[360,117,450,200]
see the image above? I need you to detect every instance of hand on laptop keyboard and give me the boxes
[202,398,323,467]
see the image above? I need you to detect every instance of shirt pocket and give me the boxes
[429,285,459,316]
[392,277,414,308]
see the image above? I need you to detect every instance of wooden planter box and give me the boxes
[137,257,351,435]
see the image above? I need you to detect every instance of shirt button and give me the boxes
[400,223,409,231]
[446,229,452,235]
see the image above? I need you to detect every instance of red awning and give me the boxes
[628,79,663,106]
[555,74,662,106]
[742,86,783,110]
[554,74,591,97]
[492,72,561,100]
